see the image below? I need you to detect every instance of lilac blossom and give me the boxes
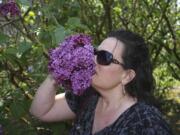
[0,1,20,17]
[48,34,95,95]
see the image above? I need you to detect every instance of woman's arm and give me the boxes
[29,75,75,122]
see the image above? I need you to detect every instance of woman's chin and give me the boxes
[91,79,100,89]
[91,79,96,87]
[92,73,97,81]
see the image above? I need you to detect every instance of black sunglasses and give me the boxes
[94,48,125,67]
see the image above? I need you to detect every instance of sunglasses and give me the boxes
[94,48,125,67]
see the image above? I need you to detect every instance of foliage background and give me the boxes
[0,0,179,135]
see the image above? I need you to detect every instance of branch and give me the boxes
[128,0,138,23]
[0,18,21,28]
[141,0,157,36]
[161,2,176,45]
[147,15,163,40]
[0,7,31,28]
[117,1,129,30]
[147,1,170,40]
[119,16,129,30]
[167,61,180,80]
[2,11,49,58]
[152,43,163,66]
[101,0,114,33]
[163,13,179,60]
[78,0,107,42]
[5,61,20,88]
[162,44,180,69]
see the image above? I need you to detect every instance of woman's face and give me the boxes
[92,37,126,90]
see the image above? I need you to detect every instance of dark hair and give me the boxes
[108,29,155,104]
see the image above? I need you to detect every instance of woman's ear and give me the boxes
[122,69,136,85]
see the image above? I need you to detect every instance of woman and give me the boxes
[30,29,173,135]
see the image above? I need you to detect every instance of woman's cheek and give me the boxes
[92,68,120,89]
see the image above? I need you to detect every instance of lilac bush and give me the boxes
[0,1,20,17]
[48,34,95,95]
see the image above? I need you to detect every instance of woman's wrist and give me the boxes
[47,74,58,87]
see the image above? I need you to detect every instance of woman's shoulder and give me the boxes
[122,102,173,135]
[130,102,167,125]
[135,102,162,120]
[65,86,98,114]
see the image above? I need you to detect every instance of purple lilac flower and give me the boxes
[71,69,92,95]
[0,1,20,17]
[48,34,95,95]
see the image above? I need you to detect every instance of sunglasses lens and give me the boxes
[96,51,113,65]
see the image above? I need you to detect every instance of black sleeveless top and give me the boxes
[65,87,173,135]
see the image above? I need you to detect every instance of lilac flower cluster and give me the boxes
[48,34,96,95]
[0,1,20,17]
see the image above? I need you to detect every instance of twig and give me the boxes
[163,13,179,60]
[2,9,49,58]
[152,43,163,66]
[0,18,19,28]
[167,61,180,80]
[147,1,170,40]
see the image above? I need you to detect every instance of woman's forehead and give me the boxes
[98,38,124,56]
[98,37,117,51]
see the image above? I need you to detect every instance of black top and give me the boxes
[65,87,173,135]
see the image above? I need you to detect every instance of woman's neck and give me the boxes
[96,86,137,112]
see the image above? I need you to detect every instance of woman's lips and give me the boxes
[93,71,97,75]
[95,69,97,73]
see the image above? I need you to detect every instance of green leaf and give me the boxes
[5,47,17,56]
[0,99,4,107]
[18,0,31,6]
[51,123,66,135]
[39,30,52,46]
[0,33,9,44]
[18,41,32,56]
[10,101,26,118]
[54,26,66,45]
[3,53,22,67]
[67,17,81,28]
[51,0,66,8]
